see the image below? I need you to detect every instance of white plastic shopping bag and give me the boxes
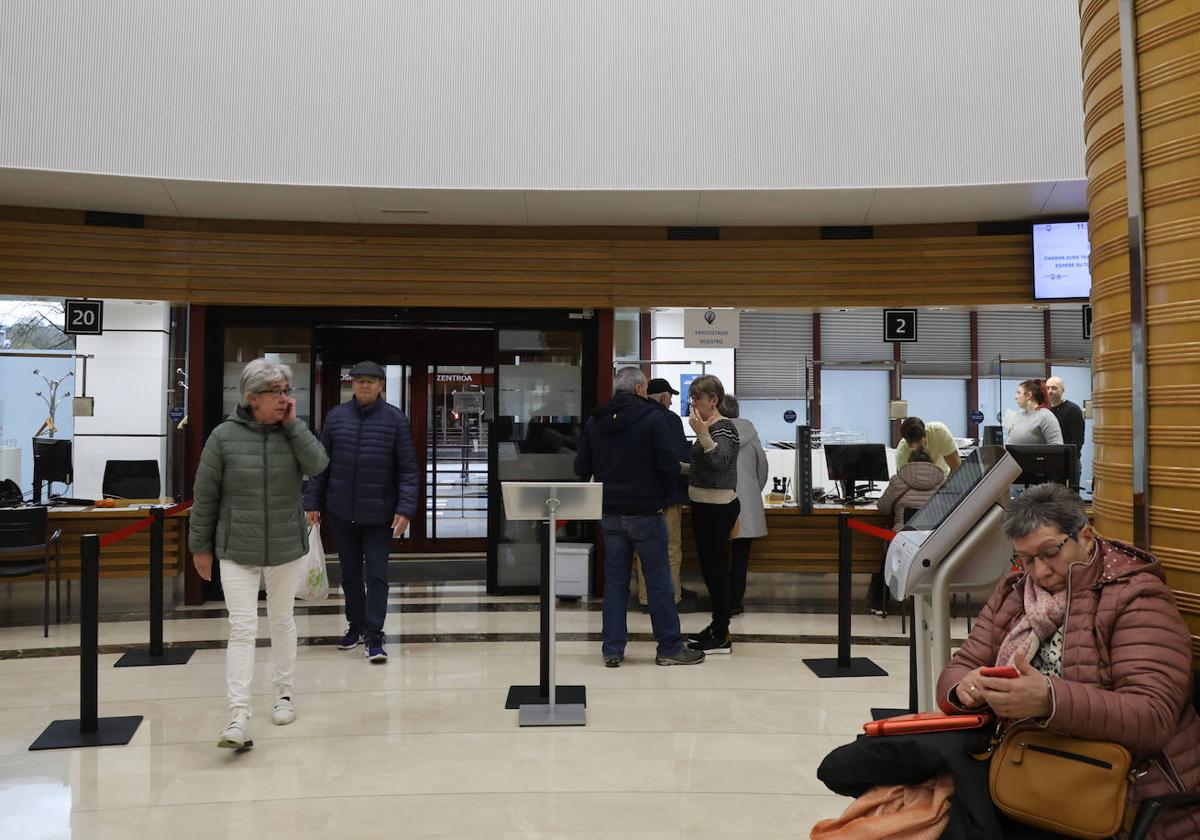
[296,523,330,601]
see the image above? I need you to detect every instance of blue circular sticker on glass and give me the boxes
[783,409,797,423]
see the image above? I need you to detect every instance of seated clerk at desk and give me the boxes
[894,416,960,477]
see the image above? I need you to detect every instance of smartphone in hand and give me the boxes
[980,665,1020,679]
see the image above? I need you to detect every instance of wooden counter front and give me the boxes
[681,506,890,574]
[45,503,189,580]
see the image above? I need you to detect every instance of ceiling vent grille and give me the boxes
[820,226,873,240]
[667,227,719,241]
[85,211,144,228]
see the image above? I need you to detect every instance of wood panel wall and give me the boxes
[0,210,1039,309]
[1079,0,1200,662]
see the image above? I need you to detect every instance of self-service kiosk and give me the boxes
[884,446,1021,710]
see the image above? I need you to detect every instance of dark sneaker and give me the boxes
[336,629,361,651]
[364,637,388,663]
[604,656,623,668]
[686,624,712,643]
[731,605,745,616]
[687,628,732,654]
[656,647,705,666]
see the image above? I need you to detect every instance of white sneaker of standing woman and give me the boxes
[217,708,252,749]
[272,694,295,726]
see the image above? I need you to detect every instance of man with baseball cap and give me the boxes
[633,377,691,606]
[304,360,418,663]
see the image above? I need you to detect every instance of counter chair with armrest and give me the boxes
[0,507,62,637]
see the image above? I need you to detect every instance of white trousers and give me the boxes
[220,557,304,715]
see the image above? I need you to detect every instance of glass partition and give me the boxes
[819,368,891,444]
[0,352,76,496]
[222,327,314,424]
[491,329,586,590]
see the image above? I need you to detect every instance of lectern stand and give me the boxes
[501,481,602,727]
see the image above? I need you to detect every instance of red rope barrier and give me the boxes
[98,500,194,548]
[846,518,896,543]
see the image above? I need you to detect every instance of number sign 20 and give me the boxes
[883,309,918,343]
[64,299,104,336]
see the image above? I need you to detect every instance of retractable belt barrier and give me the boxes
[30,500,195,751]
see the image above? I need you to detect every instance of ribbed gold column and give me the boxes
[1079,0,1200,659]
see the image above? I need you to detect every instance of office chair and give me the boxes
[102,460,161,500]
[0,507,62,637]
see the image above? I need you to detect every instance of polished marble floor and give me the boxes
[0,577,972,839]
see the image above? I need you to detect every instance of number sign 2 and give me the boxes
[64,299,104,336]
[883,309,918,343]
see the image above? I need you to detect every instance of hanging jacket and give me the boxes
[189,405,330,567]
[303,396,418,525]
[937,537,1200,840]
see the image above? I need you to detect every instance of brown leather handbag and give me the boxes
[987,724,1133,839]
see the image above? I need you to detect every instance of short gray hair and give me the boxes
[613,366,646,395]
[719,393,740,418]
[1002,483,1088,540]
[240,358,293,402]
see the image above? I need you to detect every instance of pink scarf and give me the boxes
[995,574,1066,667]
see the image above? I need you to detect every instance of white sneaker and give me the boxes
[272,694,295,726]
[217,709,252,749]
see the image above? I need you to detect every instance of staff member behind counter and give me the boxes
[895,417,961,476]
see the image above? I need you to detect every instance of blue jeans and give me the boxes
[328,514,393,638]
[600,513,683,658]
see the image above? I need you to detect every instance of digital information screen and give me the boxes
[903,446,1005,532]
[1033,221,1091,299]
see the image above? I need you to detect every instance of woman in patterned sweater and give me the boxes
[685,375,740,654]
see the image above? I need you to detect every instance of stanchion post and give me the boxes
[80,533,100,732]
[114,506,194,668]
[30,534,142,750]
[802,513,888,679]
[836,513,852,667]
[149,508,164,657]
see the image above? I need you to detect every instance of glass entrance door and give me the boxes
[426,365,492,542]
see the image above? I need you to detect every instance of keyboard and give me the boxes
[49,497,97,507]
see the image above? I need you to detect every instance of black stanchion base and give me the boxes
[29,715,143,750]
[505,684,587,710]
[114,648,196,668]
[870,707,915,720]
[803,657,889,679]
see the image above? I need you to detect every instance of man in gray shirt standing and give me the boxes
[1046,376,1085,489]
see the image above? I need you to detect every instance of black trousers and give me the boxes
[730,537,752,609]
[690,499,740,637]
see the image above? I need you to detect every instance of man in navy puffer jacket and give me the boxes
[304,361,418,663]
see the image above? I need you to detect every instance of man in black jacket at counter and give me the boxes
[575,367,705,668]
[1046,376,1085,490]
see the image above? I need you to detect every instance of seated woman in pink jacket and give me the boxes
[938,483,1200,839]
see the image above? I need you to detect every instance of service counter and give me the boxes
[45,501,188,580]
[681,504,890,574]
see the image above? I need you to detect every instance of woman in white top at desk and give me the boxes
[1008,379,1063,445]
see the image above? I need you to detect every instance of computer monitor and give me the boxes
[1005,444,1077,488]
[824,443,890,503]
[32,437,72,504]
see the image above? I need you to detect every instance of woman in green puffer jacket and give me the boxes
[188,358,329,750]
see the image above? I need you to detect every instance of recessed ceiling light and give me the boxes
[929,307,948,312]
[380,208,430,215]
[837,308,854,312]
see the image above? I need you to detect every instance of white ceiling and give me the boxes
[0,168,1088,228]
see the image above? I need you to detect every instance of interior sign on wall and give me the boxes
[684,308,740,348]
[64,299,103,336]
[883,309,917,342]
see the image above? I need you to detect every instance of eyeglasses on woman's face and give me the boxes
[1011,531,1077,570]
[255,386,293,398]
